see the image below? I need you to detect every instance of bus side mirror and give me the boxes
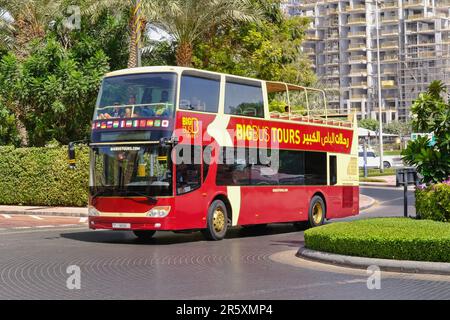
[68,142,76,169]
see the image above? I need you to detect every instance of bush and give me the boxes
[415,184,450,222]
[0,146,89,207]
[304,218,450,262]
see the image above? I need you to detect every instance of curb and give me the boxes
[359,195,375,211]
[0,209,87,218]
[297,246,450,276]
[359,182,397,188]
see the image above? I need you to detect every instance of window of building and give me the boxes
[179,73,220,113]
[224,78,264,118]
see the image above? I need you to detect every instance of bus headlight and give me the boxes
[147,206,171,218]
[88,206,100,216]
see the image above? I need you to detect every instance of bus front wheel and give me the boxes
[133,230,156,240]
[308,196,326,228]
[202,200,228,241]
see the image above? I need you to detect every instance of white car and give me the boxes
[358,151,403,169]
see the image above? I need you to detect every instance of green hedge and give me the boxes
[304,218,450,262]
[415,184,450,222]
[0,146,89,207]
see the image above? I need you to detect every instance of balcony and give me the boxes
[348,18,367,25]
[403,0,427,8]
[383,55,398,63]
[406,13,434,21]
[380,41,399,50]
[349,68,368,76]
[348,55,367,64]
[346,4,366,12]
[348,43,367,51]
[381,16,399,23]
[347,31,366,38]
[380,2,398,10]
[380,30,399,37]
[351,81,368,88]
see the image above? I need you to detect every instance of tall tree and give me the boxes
[154,0,259,67]
[0,0,64,57]
[84,0,156,68]
[191,0,314,86]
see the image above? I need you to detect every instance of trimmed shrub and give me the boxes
[415,184,450,222]
[304,218,450,263]
[0,146,89,207]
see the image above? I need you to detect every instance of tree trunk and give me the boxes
[14,114,29,147]
[128,16,138,69]
[176,42,193,67]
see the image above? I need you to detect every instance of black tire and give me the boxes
[383,161,391,169]
[307,196,326,228]
[133,230,156,240]
[201,200,228,241]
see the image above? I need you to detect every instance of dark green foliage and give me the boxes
[415,184,450,222]
[304,218,450,262]
[0,146,89,206]
[402,80,450,184]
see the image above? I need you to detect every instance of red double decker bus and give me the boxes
[83,66,359,240]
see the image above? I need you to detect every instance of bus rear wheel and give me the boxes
[308,196,326,228]
[133,230,156,240]
[202,200,228,241]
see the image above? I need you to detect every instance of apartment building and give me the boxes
[281,0,450,123]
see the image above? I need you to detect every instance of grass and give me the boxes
[304,218,450,262]
[359,168,396,177]
[384,150,402,156]
[359,177,386,183]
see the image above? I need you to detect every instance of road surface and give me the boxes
[0,186,448,300]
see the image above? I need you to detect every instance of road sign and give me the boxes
[411,132,436,146]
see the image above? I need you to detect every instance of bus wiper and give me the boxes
[129,191,157,203]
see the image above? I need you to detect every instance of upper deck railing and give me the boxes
[266,81,354,129]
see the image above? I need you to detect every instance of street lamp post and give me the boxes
[375,0,384,173]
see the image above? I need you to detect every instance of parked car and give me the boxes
[358,151,403,169]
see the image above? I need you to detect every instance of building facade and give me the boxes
[281,0,450,123]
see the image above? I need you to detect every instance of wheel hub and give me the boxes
[312,202,323,225]
[213,208,225,233]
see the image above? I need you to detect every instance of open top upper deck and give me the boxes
[101,66,355,130]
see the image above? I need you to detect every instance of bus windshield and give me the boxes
[91,145,173,197]
[95,73,177,120]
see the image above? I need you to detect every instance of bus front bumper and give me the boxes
[89,216,175,231]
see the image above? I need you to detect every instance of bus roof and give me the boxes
[105,66,263,83]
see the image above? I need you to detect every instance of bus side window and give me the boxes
[330,155,337,186]
[180,73,220,113]
[176,146,202,195]
[224,78,264,118]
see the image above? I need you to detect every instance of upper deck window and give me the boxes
[179,73,220,113]
[95,72,177,120]
[224,78,264,118]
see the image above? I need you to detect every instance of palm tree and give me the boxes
[84,0,157,68]
[154,0,260,67]
[0,0,64,58]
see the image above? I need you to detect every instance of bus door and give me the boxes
[173,145,207,230]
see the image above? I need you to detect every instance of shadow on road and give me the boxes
[60,223,303,246]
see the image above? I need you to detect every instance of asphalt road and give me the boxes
[0,186,448,300]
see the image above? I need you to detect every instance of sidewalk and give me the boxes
[0,194,375,218]
[0,205,87,217]
[359,194,375,211]
[360,175,397,188]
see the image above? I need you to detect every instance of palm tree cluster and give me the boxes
[0,0,261,67]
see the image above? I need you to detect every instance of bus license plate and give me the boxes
[112,223,131,229]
